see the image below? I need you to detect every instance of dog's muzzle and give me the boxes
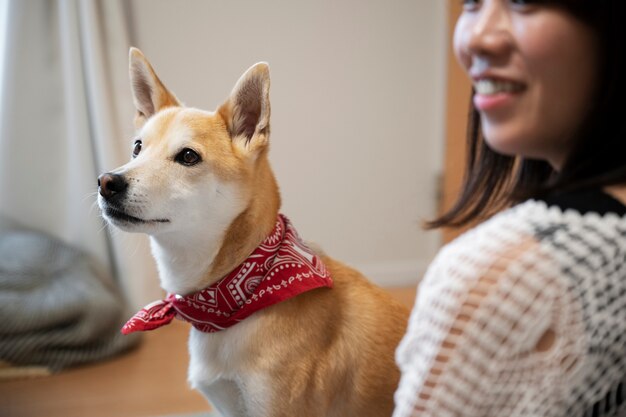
[97,172,169,225]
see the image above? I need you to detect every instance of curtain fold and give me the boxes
[0,0,160,308]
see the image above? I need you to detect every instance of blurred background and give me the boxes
[0,1,470,416]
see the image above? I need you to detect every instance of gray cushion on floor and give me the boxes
[0,216,140,371]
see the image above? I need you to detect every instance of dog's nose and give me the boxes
[98,173,128,200]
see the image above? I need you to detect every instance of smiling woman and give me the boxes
[393,1,626,416]
[455,0,598,168]
[431,0,626,229]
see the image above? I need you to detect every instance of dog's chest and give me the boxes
[187,317,271,417]
[187,315,263,385]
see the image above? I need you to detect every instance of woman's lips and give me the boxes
[473,92,518,111]
[472,78,526,111]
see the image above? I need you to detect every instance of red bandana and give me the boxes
[122,215,333,335]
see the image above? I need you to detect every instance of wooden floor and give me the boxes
[0,286,417,417]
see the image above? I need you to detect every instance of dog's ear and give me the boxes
[218,63,270,157]
[129,47,181,129]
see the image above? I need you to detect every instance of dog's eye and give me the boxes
[175,148,201,166]
[132,140,142,158]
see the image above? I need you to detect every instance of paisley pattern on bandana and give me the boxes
[122,215,333,335]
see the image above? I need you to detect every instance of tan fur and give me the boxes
[246,258,410,417]
[100,48,409,417]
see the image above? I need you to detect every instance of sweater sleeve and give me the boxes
[393,230,565,417]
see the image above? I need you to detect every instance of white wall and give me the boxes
[129,0,447,287]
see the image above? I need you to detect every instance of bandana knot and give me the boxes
[122,215,332,334]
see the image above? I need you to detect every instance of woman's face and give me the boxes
[454,0,598,170]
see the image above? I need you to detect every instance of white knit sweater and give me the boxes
[394,193,626,417]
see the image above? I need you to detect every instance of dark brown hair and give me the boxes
[429,0,626,229]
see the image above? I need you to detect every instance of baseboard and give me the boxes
[356,259,429,288]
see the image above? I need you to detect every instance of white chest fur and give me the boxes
[187,315,269,417]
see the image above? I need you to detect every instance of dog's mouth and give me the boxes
[103,205,170,225]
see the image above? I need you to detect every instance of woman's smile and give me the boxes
[472,78,526,111]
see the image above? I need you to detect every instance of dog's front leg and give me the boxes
[196,379,247,417]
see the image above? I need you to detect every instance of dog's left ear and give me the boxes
[218,63,271,157]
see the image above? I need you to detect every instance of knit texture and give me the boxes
[394,198,626,417]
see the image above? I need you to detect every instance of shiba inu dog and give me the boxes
[98,47,409,417]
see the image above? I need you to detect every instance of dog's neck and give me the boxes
[150,162,281,296]
[149,227,225,296]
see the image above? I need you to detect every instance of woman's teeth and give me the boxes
[474,79,524,95]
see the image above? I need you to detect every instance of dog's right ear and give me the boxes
[129,47,181,129]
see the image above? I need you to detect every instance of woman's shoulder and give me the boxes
[426,188,626,291]
[451,188,626,251]
[410,189,626,364]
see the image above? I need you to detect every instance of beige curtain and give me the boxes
[0,0,159,307]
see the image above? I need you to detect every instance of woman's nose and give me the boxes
[463,2,513,60]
